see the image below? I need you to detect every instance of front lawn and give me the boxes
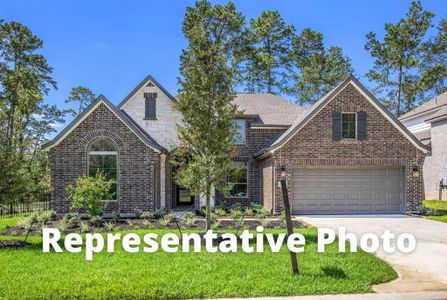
[423,200,447,223]
[0,218,397,299]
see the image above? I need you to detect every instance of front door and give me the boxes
[176,186,194,206]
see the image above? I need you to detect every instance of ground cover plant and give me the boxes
[0,216,397,299]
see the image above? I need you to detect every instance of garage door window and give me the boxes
[228,163,248,197]
[342,113,356,139]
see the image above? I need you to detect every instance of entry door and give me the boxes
[291,166,405,214]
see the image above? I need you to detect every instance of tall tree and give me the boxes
[365,0,434,116]
[239,11,294,94]
[289,28,354,105]
[65,86,96,117]
[173,0,244,230]
[0,21,63,205]
[420,18,447,98]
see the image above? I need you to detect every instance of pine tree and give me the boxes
[65,86,96,117]
[239,11,294,94]
[289,28,353,105]
[364,1,434,116]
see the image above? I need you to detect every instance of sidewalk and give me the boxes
[218,290,447,300]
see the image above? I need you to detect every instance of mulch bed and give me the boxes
[3,218,303,237]
[0,240,30,249]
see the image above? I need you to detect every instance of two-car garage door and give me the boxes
[291,166,405,214]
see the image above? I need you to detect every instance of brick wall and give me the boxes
[270,83,425,213]
[215,124,285,207]
[48,103,160,214]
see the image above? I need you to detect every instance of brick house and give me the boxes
[400,91,447,200]
[43,74,428,215]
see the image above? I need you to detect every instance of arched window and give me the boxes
[88,138,117,200]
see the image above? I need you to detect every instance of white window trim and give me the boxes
[341,112,357,140]
[227,162,249,198]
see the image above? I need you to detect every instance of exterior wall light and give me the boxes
[412,166,421,178]
[280,166,287,180]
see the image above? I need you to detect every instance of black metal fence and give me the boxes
[0,190,51,218]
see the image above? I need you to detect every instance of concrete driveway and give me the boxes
[297,215,447,292]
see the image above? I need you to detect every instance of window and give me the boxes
[88,138,117,200]
[228,162,248,197]
[144,92,157,120]
[233,119,246,145]
[342,113,356,139]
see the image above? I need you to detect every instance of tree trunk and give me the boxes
[396,65,403,117]
[205,187,211,231]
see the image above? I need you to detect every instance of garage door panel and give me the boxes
[292,166,404,214]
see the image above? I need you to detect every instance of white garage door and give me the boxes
[291,166,405,214]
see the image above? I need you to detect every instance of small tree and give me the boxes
[68,173,112,217]
[173,0,244,230]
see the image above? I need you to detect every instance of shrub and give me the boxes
[104,222,116,232]
[68,173,113,217]
[79,222,89,233]
[56,220,68,233]
[214,207,227,217]
[63,213,81,229]
[183,212,197,227]
[16,217,31,229]
[244,208,256,217]
[127,220,135,229]
[133,208,143,219]
[196,206,206,217]
[159,212,177,226]
[420,205,439,216]
[112,211,121,222]
[141,211,155,220]
[256,208,270,219]
[154,209,166,219]
[89,215,103,227]
[230,208,243,219]
[38,210,57,225]
[261,218,271,228]
[142,219,154,229]
[279,211,287,227]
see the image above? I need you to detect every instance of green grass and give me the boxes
[423,200,447,223]
[0,219,397,299]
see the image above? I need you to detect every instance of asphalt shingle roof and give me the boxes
[400,91,447,120]
[234,93,308,126]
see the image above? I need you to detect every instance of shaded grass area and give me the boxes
[0,219,397,299]
[423,200,447,223]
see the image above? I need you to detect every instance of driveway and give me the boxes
[297,215,447,292]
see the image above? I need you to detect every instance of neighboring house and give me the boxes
[43,74,428,216]
[400,91,447,200]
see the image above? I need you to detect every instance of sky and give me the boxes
[1,0,446,129]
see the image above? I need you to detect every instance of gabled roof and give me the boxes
[234,93,308,126]
[118,74,176,108]
[42,95,165,152]
[256,75,429,158]
[399,91,447,121]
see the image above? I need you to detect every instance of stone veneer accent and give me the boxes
[48,103,160,214]
[268,83,425,213]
